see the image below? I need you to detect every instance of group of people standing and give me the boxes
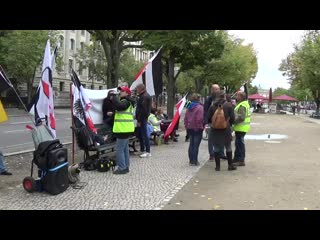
[184,84,251,171]
[101,83,157,175]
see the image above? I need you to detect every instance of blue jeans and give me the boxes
[116,138,130,171]
[234,132,246,162]
[188,129,203,164]
[0,150,7,173]
[138,121,150,153]
[208,128,226,158]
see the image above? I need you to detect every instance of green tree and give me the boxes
[204,35,258,94]
[75,43,144,86]
[119,49,144,85]
[87,30,145,88]
[273,87,288,97]
[279,30,320,112]
[248,84,258,95]
[0,30,62,104]
[75,42,108,83]
[143,30,225,118]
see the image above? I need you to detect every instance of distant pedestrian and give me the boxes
[184,93,204,166]
[297,104,301,115]
[292,104,296,115]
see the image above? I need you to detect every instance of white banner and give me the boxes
[82,88,117,125]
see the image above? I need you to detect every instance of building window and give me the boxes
[70,39,75,50]
[99,86,103,90]
[59,82,65,92]
[81,30,85,36]
[91,85,94,89]
[59,35,64,49]
[69,59,73,73]
[80,42,84,51]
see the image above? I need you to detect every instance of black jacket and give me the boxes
[111,96,136,139]
[203,95,216,124]
[135,90,152,123]
[102,98,115,126]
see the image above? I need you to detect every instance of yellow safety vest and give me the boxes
[233,100,251,133]
[112,100,134,134]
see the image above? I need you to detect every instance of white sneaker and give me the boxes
[140,152,152,158]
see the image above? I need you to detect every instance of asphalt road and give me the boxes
[1,111,73,155]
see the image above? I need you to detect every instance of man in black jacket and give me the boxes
[135,84,152,158]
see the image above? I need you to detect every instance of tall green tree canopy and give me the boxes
[143,30,225,118]
[279,30,320,112]
[0,30,62,103]
[87,30,145,88]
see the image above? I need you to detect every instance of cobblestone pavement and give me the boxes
[0,132,209,210]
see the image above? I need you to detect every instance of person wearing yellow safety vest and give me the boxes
[232,91,251,167]
[110,86,136,175]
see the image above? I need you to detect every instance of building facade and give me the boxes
[31,30,151,107]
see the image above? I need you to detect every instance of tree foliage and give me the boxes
[0,30,62,103]
[87,30,145,88]
[143,30,225,118]
[279,30,320,112]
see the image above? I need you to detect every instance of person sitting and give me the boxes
[73,116,107,146]
[102,90,116,131]
[148,108,162,133]
[148,108,162,143]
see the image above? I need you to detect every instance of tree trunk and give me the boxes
[110,37,120,87]
[195,79,201,93]
[167,56,175,119]
[100,40,112,88]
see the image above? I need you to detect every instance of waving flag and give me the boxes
[0,99,8,123]
[130,47,163,96]
[164,94,187,139]
[29,40,56,138]
[71,69,97,134]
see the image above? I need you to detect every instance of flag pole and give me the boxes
[0,65,36,125]
[70,83,75,165]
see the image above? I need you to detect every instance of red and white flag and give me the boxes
[164,94,187,139]
[29,40,56,138]
[71,69,97,134]
[130,47,163,96]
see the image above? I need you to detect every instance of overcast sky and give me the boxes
[228,30,305,90]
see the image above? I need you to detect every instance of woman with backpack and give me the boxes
[207,91,236,171]
[184,93,204,166]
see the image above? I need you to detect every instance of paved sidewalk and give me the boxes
[164,113,320,210]
[0,130,206,210]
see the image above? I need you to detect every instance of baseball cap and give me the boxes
[118,86,131,95]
